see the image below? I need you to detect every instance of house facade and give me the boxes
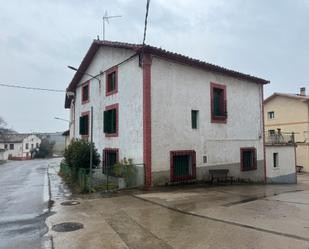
[0,134,41,160]
[65,40,269,187]
[264,88,309,172]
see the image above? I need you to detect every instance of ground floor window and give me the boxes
[240,147,257,171]
[9,144,14,150]
[273,152,278,168]
[170,150,196,182]
[4,144,8,149]
[102,148,119,176]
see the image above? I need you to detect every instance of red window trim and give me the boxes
[105,103,119,137]
[240,147,257,171]
[81,111,90,139]
[81,81,90,104]
[170,150,196,182]
[105,66,118,96]
[102,148,119,167]
[210,82,227,124]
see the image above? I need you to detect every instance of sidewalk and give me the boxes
[45,172,309,249]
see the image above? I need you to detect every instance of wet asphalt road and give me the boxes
[0,158,62,249]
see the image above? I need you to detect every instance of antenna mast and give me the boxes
[103,11,122,40]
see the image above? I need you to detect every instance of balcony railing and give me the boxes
[265,131,295,145]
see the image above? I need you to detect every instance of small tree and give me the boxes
[36,138,55,158]
[64,139,100,170]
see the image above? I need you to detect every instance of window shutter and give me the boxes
[84,115,89,135]
[103,110,109,133]
[79,116,85,135]
[111,109,116,133]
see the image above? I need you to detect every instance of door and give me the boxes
[170,150,196,182]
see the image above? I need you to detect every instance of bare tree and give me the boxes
[0,116,7,128]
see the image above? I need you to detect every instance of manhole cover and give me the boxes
[61,200,80,206]
[52,222,83,232]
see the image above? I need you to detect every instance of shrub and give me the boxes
[35,138,54,158]
[64,139,100,170]
[113,157,134,180]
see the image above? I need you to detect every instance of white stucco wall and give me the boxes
[265,145,296,183]
[151,56,265,182]
[73,47,144,166]
[5,143,23,158]
[22,135,41,157]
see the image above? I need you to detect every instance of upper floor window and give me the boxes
[104,104,118,137]
[81,82,90,104]
[240,147,257,171]
[191,110,199,129]
[211,83,227,123]
[106,67,118,96]
[268,111,275,119]
[79,112,89,136]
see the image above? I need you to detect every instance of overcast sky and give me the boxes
[0,0,308,133]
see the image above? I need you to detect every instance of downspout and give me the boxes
[261,84,267,183]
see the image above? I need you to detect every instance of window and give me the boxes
[36,143,39,148]
[191,110,199,129]
[170,150,196,182]
[106,67,118,96]
[4,144,8,149]
[102,148,119,175]
[9,144,14,150]
[79,112,89,136]
[104,104,118,137]
[31,144,34,150]
[81,82,90,104]
[273,153,278,168]
[25,143,29,149]
[268,111,275,119]
[211,83,227,123]
[268,130,275,136]
[240,148,257,171]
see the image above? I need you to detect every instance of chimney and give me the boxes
[300,87,306,96]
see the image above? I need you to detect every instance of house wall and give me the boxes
[265,145,296,184]
[264,96,309,171]
[73,47,144,183]
[0,150,8,161]
[151,56,265,185]
[22,135,41,158]
[6,143,23,158]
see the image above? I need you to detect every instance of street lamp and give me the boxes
[67,65,101,83]
[54,117,70,123]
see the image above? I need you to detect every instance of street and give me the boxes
[0,158,65,249]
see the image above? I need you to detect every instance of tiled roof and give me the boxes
[264,92,309,103]
[65,40,270,108]
[0,134,28,143]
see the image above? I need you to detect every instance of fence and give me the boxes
[59,162,90,192]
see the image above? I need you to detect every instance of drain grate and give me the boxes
[52,222,83,232]
[61,200,80,206]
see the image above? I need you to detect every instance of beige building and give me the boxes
[264,88,309,171]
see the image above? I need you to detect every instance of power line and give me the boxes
[142,0,151,46]
[0,83,65,93]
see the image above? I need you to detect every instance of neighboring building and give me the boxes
[62,130,70,148]
[0,148,8,162]
[264,88,309,172]
[0,134,41,160]
[64,40,270,188]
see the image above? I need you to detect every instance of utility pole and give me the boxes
[89,106,93,192]
[102,11,122,40]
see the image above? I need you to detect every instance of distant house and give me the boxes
[0,134,41,160]
[64,40,270,187]
[62,130,70,148]
[264,88,309,172]
[37,132,66,155]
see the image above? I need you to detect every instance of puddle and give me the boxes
[61,200,80,206]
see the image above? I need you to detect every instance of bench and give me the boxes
[209,169,234,184]
[296,165,304,173]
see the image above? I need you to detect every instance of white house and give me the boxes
[65,40,270,188]
[0,134,41,160]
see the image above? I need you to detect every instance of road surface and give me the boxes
[0,158,63,249]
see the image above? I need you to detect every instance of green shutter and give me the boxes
[84,115,89,135]
[191,110,198,129]
[104,110,109,133]
[79,116,85,135]
[111,109,116,133]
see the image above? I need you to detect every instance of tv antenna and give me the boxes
[102,11,122,40]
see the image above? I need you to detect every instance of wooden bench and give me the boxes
[209,169,234,184]
[296,165,304,173]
